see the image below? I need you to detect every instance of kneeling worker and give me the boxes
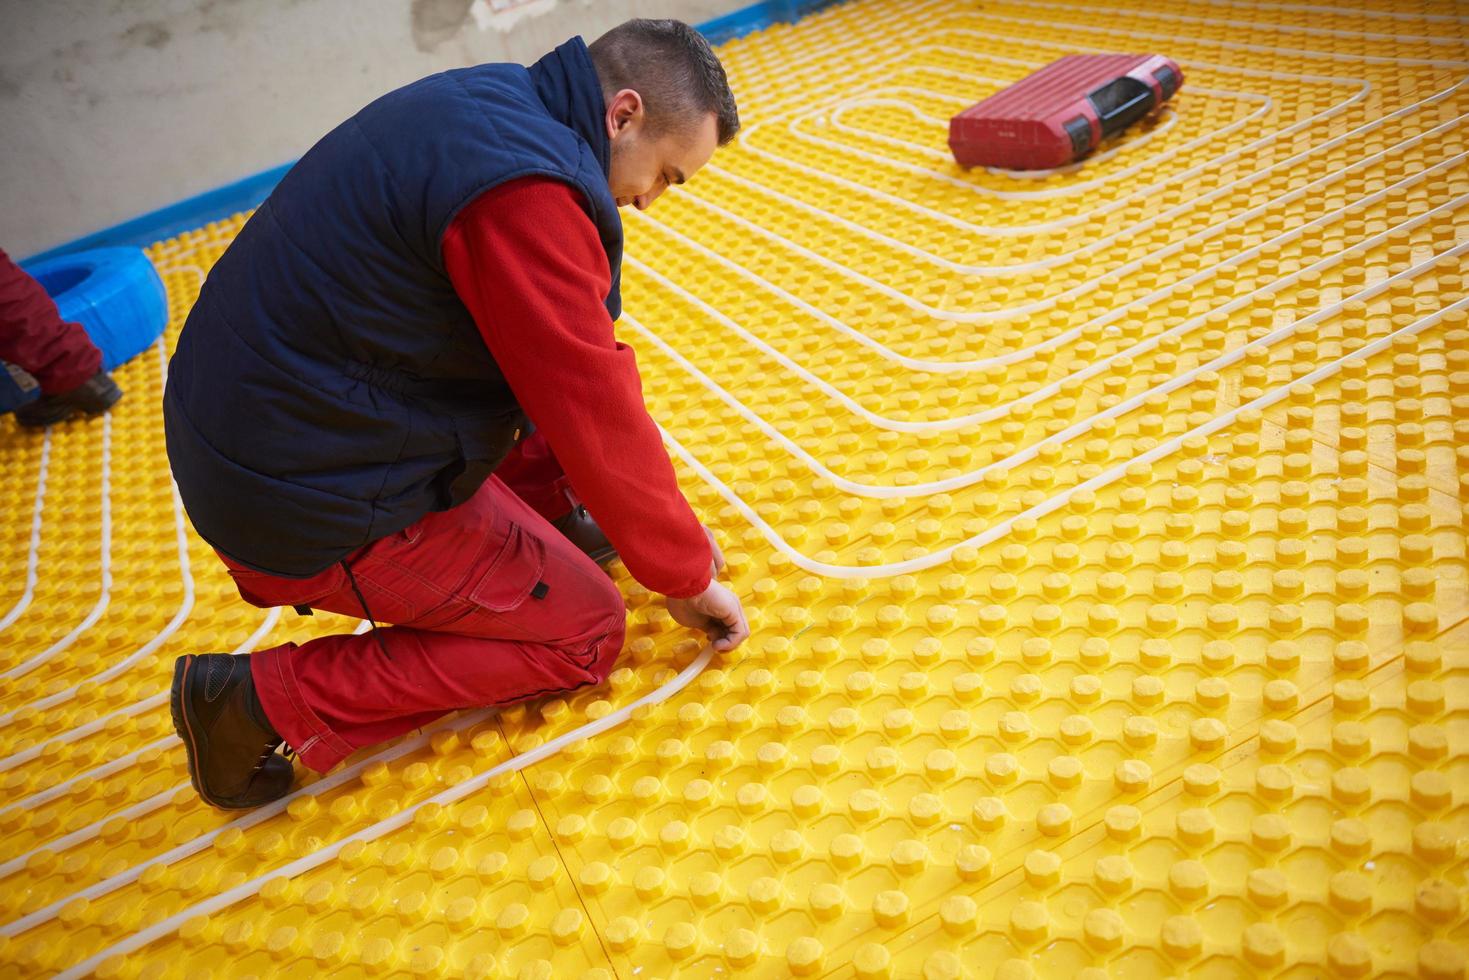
[164,19,750,809]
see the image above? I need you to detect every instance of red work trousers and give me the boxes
[223,432,626,772]
[0,247,102,395]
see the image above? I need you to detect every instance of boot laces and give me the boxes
[250,739,293,774]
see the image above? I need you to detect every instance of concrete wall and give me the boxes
[0,0,747,257]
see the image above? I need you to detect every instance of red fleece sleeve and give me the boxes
[442,176,713,599]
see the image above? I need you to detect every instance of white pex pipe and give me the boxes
[946,8,1469,69]
[0,415,111,680]
[0,783,180,882]
[0,340,194,725]
[1010,0,1469,46]
[0,612,522,928]
[0,627,388,888]
[640,0,1452,128]
[0,593,280,775]
[0,706,489,936]
[636,128,1468,375]
[0,693,167,773]
[0,607,281,813]
[699,69,1457,276]
[630,192,1461,443]
[677,88,1388,312]
[731,9,1467,279]
[628,224,1469,495]
[727,36,1374,235]
[723,0,947,103]
[656,291,1469,579]
[0,429,49,634]
[1163,0,1469,26]
[1,736,175,819]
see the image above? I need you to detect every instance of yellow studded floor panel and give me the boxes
[2,0,1467,976]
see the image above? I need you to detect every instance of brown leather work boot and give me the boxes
[170,653,294,809]
[551,503,618,566]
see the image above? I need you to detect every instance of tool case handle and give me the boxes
[1088,64,1177,141]
[1088,77,1155,140]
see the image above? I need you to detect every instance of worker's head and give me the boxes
[589,19,740,210]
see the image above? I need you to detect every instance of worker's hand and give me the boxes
[666,580,749,653]
[703,524,726,578]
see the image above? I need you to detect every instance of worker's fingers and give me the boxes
[713,623,746,651]
[675,581,746,651]
[712,601,749,652]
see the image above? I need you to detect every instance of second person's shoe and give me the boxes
[170,653,294,809]
[14,370,123,427]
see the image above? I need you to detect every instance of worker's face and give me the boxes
[605,89,719,211]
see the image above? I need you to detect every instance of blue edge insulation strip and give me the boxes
[20,0,843,267]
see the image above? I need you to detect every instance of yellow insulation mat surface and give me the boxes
[1,0,1466,976]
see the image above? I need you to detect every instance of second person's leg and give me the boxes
[0,248,121,426]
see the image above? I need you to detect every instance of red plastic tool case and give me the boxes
[949,53,1183,170]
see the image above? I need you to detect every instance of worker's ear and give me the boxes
[605,88,644,138]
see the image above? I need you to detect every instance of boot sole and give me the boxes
[171,655,257,811]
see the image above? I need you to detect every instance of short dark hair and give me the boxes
[588,19,740,146]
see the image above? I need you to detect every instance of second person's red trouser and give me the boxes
[0,247,102,395]
[220,431,626,772]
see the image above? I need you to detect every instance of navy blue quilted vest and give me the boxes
[164,38,623,577]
